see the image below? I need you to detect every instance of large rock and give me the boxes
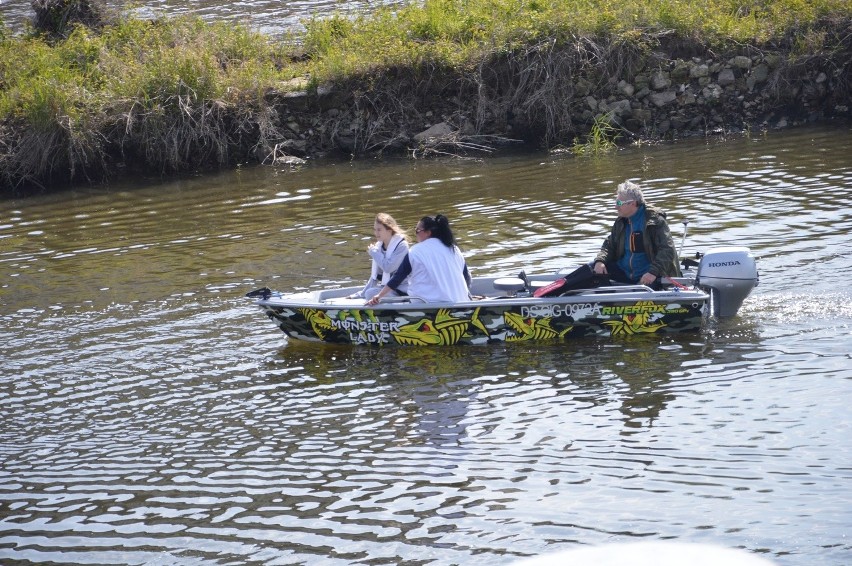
[651,70,672,90]
[747,63,770,89]
[649,90,677,107]
[690,64,710,78]
[717,68,736,86]
[413,122,454,142]
[730,55,752,69]
[608,99,633,116]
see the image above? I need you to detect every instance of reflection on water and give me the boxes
[1,125,851,565]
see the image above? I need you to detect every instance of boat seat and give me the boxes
[493,277,527,293]
[493,277,550,297]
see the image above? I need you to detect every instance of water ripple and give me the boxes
[2,126,851,565]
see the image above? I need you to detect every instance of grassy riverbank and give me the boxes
[1,0,850,195]
[303,0,849,77]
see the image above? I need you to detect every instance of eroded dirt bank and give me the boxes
[268,29,851,164]
[3,19,850,195]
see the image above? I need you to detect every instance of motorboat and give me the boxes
[246,246,758,346]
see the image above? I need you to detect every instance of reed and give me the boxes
[571,113,620,156]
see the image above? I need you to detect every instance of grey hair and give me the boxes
[616,180,644,205]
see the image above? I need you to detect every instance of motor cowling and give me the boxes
[696,246,759,317]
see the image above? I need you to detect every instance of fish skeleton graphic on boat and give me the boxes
[503,311,573,341]
[393,308,487,346]
[298,307,336,339]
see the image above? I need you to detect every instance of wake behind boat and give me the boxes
[246,246,758,346]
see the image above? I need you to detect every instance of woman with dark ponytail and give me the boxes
[366,214,471,304]
[419,214,456,247]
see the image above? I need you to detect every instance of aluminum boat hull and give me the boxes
[250,279,709,346]
[248,247,757,346]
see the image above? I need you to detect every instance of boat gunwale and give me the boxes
[253,282,709,312]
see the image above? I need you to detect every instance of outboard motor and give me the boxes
[695,246,759,317]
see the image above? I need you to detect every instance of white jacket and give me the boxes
[407,238,469,302]
[354,234,409,298]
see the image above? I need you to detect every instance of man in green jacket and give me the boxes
[593,180,682,286]
[535,180,681,297]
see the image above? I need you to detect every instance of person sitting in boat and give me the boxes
[366,214,471,305]
[349,212,411,300]
[536,180,681,297]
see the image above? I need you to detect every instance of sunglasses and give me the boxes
[615,199,635,206]
[415,228,426,234]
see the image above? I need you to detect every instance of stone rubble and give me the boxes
[265,47,850,161]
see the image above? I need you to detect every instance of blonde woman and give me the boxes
[349,213,410,299]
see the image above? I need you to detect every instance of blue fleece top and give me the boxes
[617,205,651,282]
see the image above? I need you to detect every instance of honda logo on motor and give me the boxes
[708,260,741,267]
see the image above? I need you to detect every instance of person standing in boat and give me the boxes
[536,181,681,296]
[366,214,471,305]
[349,213,411,300]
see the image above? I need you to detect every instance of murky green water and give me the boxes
[1,125,851,565]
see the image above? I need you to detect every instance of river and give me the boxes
[0,0,403,36]
[1,125,851,565]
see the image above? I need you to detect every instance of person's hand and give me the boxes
[367,242,382,259]
[639,273,656,286]
[365,295,379,306]
[593,261,607,275]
